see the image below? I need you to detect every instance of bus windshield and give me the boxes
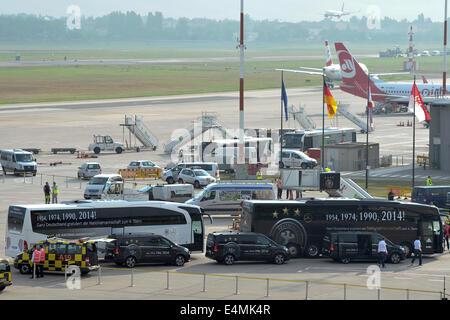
[89,177,108,185]
[0,262,7,271]
[282,134,303,149]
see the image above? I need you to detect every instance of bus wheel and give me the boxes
[340,257,351,264]
[305,244,320,258]
[224,254,235,265]
[286,243,299,258]
[19,264,31,274]
[400,242,413,258]
[390,252,401,264]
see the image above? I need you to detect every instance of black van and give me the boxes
[322,232,406,264]
[205,232,290,265]
[104,233,190,268]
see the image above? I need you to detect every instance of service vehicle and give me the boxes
[281,128,357,152]
[0,149,37,176]
[105,233,190,267]
[0,258,12,291]
[127,160,160,170]
[84,174,123,199]
[141,184,194,203]
[322,231,406,264]
[279,149,318,169]
[162,162,219,184]
[186,182,275,215]
[14,238,99,275]
[177,168,216,188]
[411,186,450,209]
[6,200,209,258]
[77,162,102,179]
[240,199,444,258]
[205,231,289,265]
[88,135,125,154]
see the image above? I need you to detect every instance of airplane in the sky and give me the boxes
[334,42,450,103]
[324,3,355,19]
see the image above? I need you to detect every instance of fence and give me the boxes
[63,266,449,300]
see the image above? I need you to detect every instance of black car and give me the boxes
[322,231,406,264]
[104,233,190,268]
[205,232,290,265]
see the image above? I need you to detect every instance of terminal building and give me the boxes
[429,99,450,171]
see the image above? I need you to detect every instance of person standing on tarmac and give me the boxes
[276,177,283,199]
[256,169,263,180]
[388,189,395,200]
[426,176,433,186]
[30,246,41,279]
[43,182,51,204]
[411,236,423,266]
[39,245,46,278]
[52,182,59,203]
[377,237,388,269]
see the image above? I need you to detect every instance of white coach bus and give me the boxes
[6,200,209,258]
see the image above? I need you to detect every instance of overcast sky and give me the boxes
[3,0,444,22]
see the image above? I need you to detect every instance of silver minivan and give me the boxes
[84,174,123,199]
[77,162,102,179]
[185,183,275,215]
[0,149,37,176]
[279,149,318,169]
[162,162,220,184]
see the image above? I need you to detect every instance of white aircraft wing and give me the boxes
[371,72,410,77]
[300,67,324,71]
[275,68,324,76]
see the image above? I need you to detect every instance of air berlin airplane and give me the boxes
[335,42,450,103]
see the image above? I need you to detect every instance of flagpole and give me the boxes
[366,73,370,190]
[322,73,325,170]
[280,71,283,169]
[412,75,416,188]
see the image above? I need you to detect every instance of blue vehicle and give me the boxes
[411,186,450,209]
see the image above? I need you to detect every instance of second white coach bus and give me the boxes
[6,200,209,258]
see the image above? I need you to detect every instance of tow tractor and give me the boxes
[88,135,125,154]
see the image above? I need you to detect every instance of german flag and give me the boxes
[324,81,337,118]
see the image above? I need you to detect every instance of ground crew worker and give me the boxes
[276,177,282,199]
[52,182,59,203]
[426,176,433,186]
[256,169,263,180]
[30,246,41,279]
[325,167,331,172]
[43,182,50,204]
[39,244,46,278]
[388,189,395,200]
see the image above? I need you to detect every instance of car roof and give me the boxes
[92,174,121,178]
[206,183,273,190]
[211,231,261,236]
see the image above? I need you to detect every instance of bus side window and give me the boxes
[49,243,57,254]
[56,244,67,256]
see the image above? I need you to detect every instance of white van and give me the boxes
[145,184,194,202]
[0,149,37,176]
[84,174,124,199]
[280,149,318,169]
[185,182,275,215]
[162,162,220,184]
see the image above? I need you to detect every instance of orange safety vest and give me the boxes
[32,250,41,263]
[40,248,46,262]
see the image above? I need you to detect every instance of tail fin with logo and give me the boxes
[325,40,333,66]
[334,42,385,101]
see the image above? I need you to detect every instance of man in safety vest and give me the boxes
[52,182,59,203]
[426,176,433,186]
[39,245,46,278]
[30,246,41,279]
[256,169,263,180]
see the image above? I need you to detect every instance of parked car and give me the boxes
[162,162,220,184]
[104,233,190,268]
[279,149,317,169]
[0,149,37,176]
[77,162,102,179]
[322,231,406,264]
[186,182,275,215]
[177,168,216,188]
[205,232,290,265]
[127,160,160,170]
[84,174,123,199]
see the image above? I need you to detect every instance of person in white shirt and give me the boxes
[377,237,388,268]
[411,236,422,266]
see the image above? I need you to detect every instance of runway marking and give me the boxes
[394,277,412,280]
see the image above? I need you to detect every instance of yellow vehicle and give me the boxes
[0,258,12,291]
[14,238,99,275]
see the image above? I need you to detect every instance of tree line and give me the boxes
[0,12,443,44]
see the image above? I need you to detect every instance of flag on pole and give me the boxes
[408,83,431,122]
[323,81,337,118]
[368,82,374,130]
[282,79,288,121]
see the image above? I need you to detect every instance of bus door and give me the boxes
[419,221,435,253]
